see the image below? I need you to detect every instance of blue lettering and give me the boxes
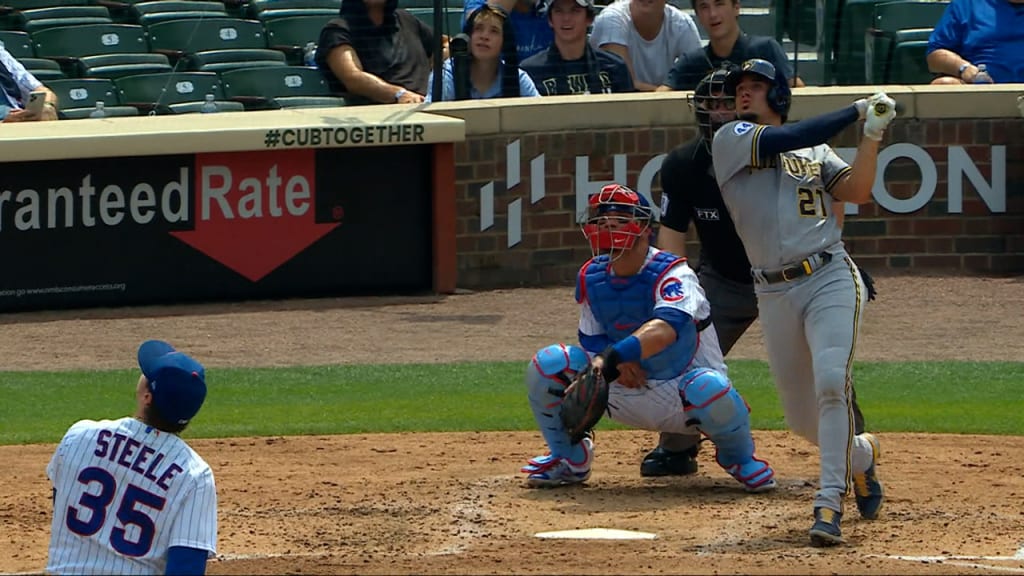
[94,429,111,458]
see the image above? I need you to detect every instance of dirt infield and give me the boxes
[2,274,1023,575]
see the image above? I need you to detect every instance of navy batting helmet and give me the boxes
[687,63,738,148]
[725,58,791,122]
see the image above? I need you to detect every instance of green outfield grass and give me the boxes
[1,360,1022,445]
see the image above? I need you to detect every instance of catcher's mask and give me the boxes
[581,184,654,258]
[725,58,791,123]
[687,64,738,150]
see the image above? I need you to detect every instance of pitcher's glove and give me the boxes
[559,362,610,444]
[859,267,878,301]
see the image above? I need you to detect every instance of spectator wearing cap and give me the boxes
[427,4,539,101]
[520,0,634,95]
[316,0,437,105]
[588,0,701,91]
[463,0,551,61]
[658,0,803,91]
[926,0,1024,84]
[0,44,58,121]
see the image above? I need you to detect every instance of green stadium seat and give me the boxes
[20,56,64,79]
[890,39,933,83]
[147,17,287,72]
[866,26,931,83]
[116,71,245,113]
[220,65,344,109]
[32,24,172,78]
[864,1,947,84]
[127,0,227,26]
[400,0,464,8]
[47,77,140,118]
[245,0,339,20]
[0,29,32,57]
[11,5,112,33]
[263,14,329,65]
[407,7,462,36]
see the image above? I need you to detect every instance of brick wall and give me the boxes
[453,118,1024,289]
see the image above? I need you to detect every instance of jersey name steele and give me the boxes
[94,429,184,491]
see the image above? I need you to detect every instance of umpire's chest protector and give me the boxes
[577,252,693,379]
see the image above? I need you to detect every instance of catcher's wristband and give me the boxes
[601,336,642,382]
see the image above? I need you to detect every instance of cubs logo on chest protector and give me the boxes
[576,251,695,380]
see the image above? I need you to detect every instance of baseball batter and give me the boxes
[46,340,217,575]
[520,184,776,494]
[710,58,893,546]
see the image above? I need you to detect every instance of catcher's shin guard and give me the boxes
[525,344,591,462]
[679,368,776,492]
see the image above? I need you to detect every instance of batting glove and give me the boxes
[863,93,897,141]
[853,98,870,120]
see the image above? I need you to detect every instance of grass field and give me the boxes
[2,360,1023,445]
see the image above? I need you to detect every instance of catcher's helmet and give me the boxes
[581,184,654,256]
[687,64,738,148]
[725,58,791,122]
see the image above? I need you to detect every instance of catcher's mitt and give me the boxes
[559,363,610,444]
[859,267,878,301]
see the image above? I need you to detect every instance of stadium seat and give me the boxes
[890,39,933,84]
[116,71,245,113]
[11,5,112,33]
[407,7,462,36]
[147,17,287,72]
[866,26,932,84]
[245,0,338,20]
[220,65,344,109]
[21,56,63,79]
[263,14,328,65]
[47,77,139,117]
[31,23,171,78]
[0,29,32,56]
[400,0,465,8]
[126,0,228,26]
[864,1,947,84]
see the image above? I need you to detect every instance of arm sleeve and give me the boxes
[0,48,41,104]
[167,470,218,556]
[927,0,964,55]
[766,38,794,80]
[589,8,630,49]
[673,13,703,58]
[518,69,541,97]
[416,16,434,58]
[165,546,208,576]
[658,152,694,233]
[821,146,852,195]
[755,105,860,158]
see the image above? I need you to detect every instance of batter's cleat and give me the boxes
[522,437,593,488]
[639,445,699,477]
[853,433,884,520]
[809,507,844,547]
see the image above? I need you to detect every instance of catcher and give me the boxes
[521,184,776,493]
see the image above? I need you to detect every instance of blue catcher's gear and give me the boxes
[522,344,593,483]
[725,58,792,122]
[679,368,776,492]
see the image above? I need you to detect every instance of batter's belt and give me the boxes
[755,251,833,284]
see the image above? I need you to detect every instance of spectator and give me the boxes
[0,45,58,122]
[316,0,436,105]
[589,0,701,91]
[658,0,804,90]
[427,5,540,100]
[520,0,634,95]
[926,0,1024,84]
[464,0,551,61]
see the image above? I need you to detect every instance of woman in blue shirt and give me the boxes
[426,4,540,101]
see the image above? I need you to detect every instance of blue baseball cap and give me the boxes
[138,340,207,426]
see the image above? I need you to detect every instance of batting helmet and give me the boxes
[725,58,791,122]
[581,184,654,256]
[687,64,738,148]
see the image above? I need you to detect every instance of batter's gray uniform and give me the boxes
[711,119,876,514]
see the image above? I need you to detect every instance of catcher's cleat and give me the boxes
[523,437,593,488]
[853,433,884,520]
[809,507,844,547]
[639,445,699,477]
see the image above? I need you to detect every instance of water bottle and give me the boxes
[200,94,218,114]
[89,101,106,118]
[303,41,317,67]
[973,64,994,84]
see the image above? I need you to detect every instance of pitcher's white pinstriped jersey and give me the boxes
[711,120,852,269]
[579,250,727,375]
[47,417,217,575]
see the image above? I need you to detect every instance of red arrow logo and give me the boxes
[171,150,340,282]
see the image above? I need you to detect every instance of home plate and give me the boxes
[534,528,657,540]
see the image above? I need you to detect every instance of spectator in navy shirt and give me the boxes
[658,0,803,91]
[520,0,634,95]
[926,0,1024,84]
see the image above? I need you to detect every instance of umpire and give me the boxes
[639,65,867,477]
